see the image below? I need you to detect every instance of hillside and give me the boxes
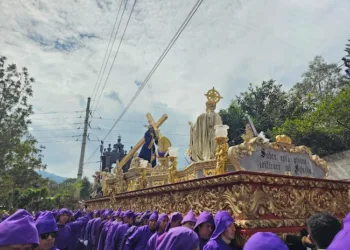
[37,170,68,183]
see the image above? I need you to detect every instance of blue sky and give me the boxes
[1,0,349,180]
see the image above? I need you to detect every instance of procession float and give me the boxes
[85,87,350,246]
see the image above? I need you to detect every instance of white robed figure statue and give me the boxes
[188,88,223,162]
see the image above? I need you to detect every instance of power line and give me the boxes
[32,110,84,115]
[30,117,83,121]
[92,0,136,116]
[31,128,81,131]
[90,0,125,107]
[29,122,83,127]
[35,135,82,139]
[85,0,204,163]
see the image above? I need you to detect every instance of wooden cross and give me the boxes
[117,113,168,169]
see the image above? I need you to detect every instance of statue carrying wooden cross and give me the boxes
[117,113,168,170]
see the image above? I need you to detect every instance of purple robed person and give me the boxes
[327,213,350,250]
[111,210,135,250]
[97,210,114,250]
[55,208,72,250]
[156,226,199,250]
[243,232,288,250]
[138,127,158,167]
[165,212,183,232]
[203,211,238,250]
[194,211,215,250]
[91,217,102,248]
[35,211,60,250]
[84,217,97,250]
[182,210,197,230]
[67,216,87,250]
[125,211,159,250]
[147,213,169,250]
[0,209,39,249]
[104,213,124,250]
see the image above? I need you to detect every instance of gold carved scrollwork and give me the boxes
[86,173,350,230]
[204,169,216,177]
[215,137,229,175]
[153,180,165,187]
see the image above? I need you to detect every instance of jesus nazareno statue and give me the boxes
[138,125,159,167]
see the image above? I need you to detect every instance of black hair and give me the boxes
[306,213,341,249]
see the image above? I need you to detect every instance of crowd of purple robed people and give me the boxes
[0,207,349,250]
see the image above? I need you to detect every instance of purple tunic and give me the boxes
[55,224,71,250]
[147,232,159,250]
[203,211,235,250]
[125,225,156,250]
[156,226,199,250]
[146,213,169,250]
[91,218,102,248]
[194,211,215,250]
[327,212,350,250]
[104,221,123,250]
[67,218,86,250]
[243,232,288,250]
[97,220,113,250]
[113,223,131,250]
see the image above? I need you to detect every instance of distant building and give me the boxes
[100,136,132,173]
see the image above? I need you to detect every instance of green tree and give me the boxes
[0,56,46,210]
[236,80,289,138]
[219,101,246,145]
[288,56,345,116]
[345,39,350,57]
[80,176,92,199]
[273,87,350,156]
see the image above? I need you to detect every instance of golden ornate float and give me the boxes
[86,87,350,247]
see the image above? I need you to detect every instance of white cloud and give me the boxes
[1,0,349,180]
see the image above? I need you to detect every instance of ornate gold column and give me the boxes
[214,124,230,175]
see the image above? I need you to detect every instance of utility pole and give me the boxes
[77,97,91,180]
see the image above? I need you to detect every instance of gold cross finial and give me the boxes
[205,87,223,104]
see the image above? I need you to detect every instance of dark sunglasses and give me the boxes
[40,232,58,239]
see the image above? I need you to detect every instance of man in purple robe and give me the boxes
[203,211,238,250]
[110,210,135,250]
[157,211,183,246]
[125,210,158,250]
[182,210,197,230]
[156,226,199,250]
[325,212,350,250]
[35,211,60,250]
[84,210,100,250]
[243,232,288,250]
[104,211,125,250]
[68,215,87,250]
[55,208,72,250]
[194,211,215,250]
[147,213,169,250]
[96,210,114,250]
[138,126,158,167]
[0,209,39,250]
[91,209,106,249]
[165,212,183,232]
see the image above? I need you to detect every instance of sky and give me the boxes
[1,0,349,180]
